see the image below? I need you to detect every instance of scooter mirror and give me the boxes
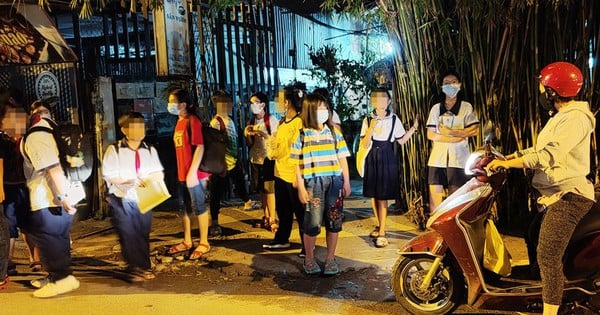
[483,121,496,143]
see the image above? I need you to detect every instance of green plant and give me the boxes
[307,44,377,123]
[322,0,600,230]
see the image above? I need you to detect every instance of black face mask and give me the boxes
[538,90,557,115]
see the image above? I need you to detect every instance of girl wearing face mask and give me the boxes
[262,86,304,253]
[359,88,418,248]
[425,70,479,213]
[166,89,211,260]
[244,92,279,232]
[291,93,351,275]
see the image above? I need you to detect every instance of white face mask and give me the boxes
[167,103,180,116]
[250,102,263,115]
[317,109,329,124]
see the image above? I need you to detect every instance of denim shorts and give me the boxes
[303,175,344,236]
[177,180,208,215]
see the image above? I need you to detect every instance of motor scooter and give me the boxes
[390,126,600,314]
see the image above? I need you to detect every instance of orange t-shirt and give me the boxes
[173,115,211,181]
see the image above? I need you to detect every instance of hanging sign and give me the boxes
[0,4,77,65]
[35,70,60,101]
[153,0,191,76]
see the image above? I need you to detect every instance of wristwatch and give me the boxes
[56,193,68,202]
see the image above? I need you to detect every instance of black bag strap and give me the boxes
[387,115,396,142]
[365,115,396,142]
[23,119,68,176]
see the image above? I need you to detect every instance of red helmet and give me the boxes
[539,61,583,97]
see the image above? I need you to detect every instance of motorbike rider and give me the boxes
[487,61,595,315]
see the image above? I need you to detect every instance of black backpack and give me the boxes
[187,116,228,175]
[23,118,93,182]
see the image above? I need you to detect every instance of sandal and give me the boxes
[255,216,270,230]
[29,261,43,272]
[269,218,279,233]
[168,241,192,255]
[124,267,155,282]
[209,225,222,237]
[0,276,8,290]
[369,227,380,238]
[375,236,389,248]
[303,258,322,275]
[189,244,211,260]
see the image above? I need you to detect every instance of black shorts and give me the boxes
[251,158,276,194]
[428,166,470,187]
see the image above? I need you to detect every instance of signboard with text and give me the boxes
[153,0,191,76]
[0,4,77,65]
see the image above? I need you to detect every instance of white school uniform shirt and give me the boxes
[360,112,406,142]
[21,119,61,211]
[426,101,479,168]
[248,114,279,165]
[102,140,164,201]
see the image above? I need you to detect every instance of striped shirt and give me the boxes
[290,126,350,180]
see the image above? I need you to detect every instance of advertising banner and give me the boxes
[153,0,191,76]
[0,4,77,66]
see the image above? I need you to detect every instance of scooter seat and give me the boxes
[570,202,600,244]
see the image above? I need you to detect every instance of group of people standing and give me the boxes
[0,73,480,296]
[1,62,590,315]
[0,70,481,299]
[166,86,352,276]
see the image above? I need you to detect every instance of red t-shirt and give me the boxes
[173,115,211,181]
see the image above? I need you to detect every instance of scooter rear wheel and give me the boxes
[391,256,463,315]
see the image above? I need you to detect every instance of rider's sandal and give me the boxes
[375,236,389,248]
[168,241,192,255]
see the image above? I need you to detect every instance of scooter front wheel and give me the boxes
[391,256,463,315]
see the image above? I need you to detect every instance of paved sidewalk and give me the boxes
[69,193,420,276]
[7,179,422,279]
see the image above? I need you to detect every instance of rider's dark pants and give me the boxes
[537,193,593,305]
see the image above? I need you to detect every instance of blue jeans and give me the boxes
[303,176,344,236]
[176,180,208,216]
[108,195,152,270]
[28,207,74,282]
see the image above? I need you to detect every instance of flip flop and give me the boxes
[375,236,389,248]
[0,276,8,290]
[29,261,43,272]
[168,241,192,255]
[369,227,380,238]
[189,244,211,260]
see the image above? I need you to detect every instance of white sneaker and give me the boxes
[30,277,50,289]
[33,275,80,298]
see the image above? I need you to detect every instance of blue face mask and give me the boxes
[442,84,461,98]
[167,103,180,116]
